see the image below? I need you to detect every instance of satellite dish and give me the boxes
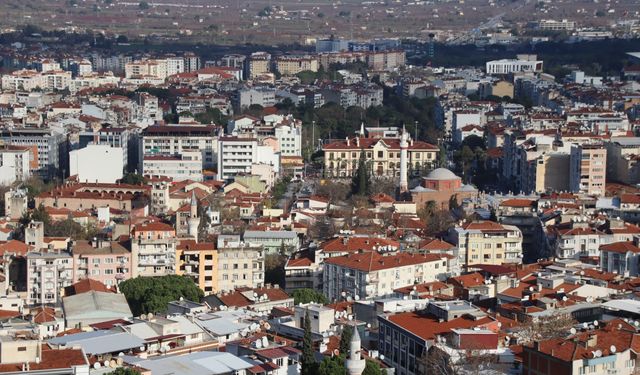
[348,315,353,321]
[103,360,110,367]
[595,350,602,358]
[147,313,154,320]
[140,314,147,320]
[379,355,385,360]
[593,320,599,326]
[634,321,639,327]
[610,345,617,353]
[570,328,577,335]
[562,296,568,302]
[262,336,269,347]
[583,323,589,329]
[93,363,101,369]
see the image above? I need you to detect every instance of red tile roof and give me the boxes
[216,287,291,308]
[324,252,446,272]
[387,312,496,341]
[600,241,640,254]
[64,278,113,296]
[320,236,400,253]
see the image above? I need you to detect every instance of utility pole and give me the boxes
[312,120,316,151]
[414,121,418,140]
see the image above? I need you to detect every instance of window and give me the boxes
[17,347,26,352]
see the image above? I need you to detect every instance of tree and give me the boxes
[119,275,204,316]
[363,360,384,375]
[265,253,287,287]
[107,369,141,375]
[351,151,370,196]
[339,325,353,355]
[120,173,146,185]
[292,288,329,305]
[513,313,577,345]
[301,310,317,375]
[317,356,346,375]
[138,1,150,10]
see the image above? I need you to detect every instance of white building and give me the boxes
[143,152,203,181]
[0,146,31,185]
[274,124,302,157]
[26,251,74,306]
[69,144,124,184]
[322,251,451,301]
[486,55,543,75]
[142,124,218,169]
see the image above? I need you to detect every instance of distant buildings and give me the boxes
[486,54,543,75]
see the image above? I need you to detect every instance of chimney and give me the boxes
[587,334,597,348]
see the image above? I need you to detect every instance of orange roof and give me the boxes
[387,312,496,341]
[462,221,509,231]
[64,278,112,296]
[215,287,291,308]
[448,272,486,288]
[32,307,57,324]
[600,241,640,254]
[0,345,86,372]
[0,240,30,256]
[321,236,400,253]
[500,199,536,208]
[324,252,446,272]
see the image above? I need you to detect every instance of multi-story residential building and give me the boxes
[130,222,177,277]
[0,128,66,179]
[486,54,543,75]
[0,145,32,185]
[143,152,203,182]
[71,239,131,288]
[448,221,523,267]
[274,124,302,157]
[183,53,201,72]
[322,133,439,178]
[606,137,640,185]
[26,250,73,306]
[1,70,43,91]
[135,92,162,124]
[142,124,218,169]
[570,143,607,196]
[78,127,134,172]
[246,52,271,79]
[243,230,300,254]
[69,144,124,184]
[234,87,277,110]
[176,240,218,294]
[124,59,168,80]
[600,238,640,277]
[566,107,629,135]
[216,238,264,292]
[322,251,451,301]
[378,300,499,375]
[275,55,319,75]
[217,136,280,181]
[534,19,576,31]
[514,136,571,194]
[549,219,615,259]
[522,321,640,375]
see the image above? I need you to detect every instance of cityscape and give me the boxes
[0,1,640,375]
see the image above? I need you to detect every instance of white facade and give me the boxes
[0,147,31,185]
[69,144,124,184]
[143,152,203,181]
[216,137,279,181]
[486,58,543,75]
[26,251,73,306]
[274,125,302,157]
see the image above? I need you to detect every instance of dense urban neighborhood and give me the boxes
[0,8,640,375]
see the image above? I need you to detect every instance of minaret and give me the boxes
[345,325,366,375]
[399,125,409,193]
[359,122,366,137]
[187,191,200,242]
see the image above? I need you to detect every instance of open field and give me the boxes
[0,0,638,45]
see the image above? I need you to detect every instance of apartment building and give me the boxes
[1,70,43,91]
[142,124,218,169]
[176,240,218,294]
[322,135,439,178]
[26,250,74,306]
[600,238,640,277]
[78,127,133,171]
[143,152,203,182]
[322,251,451,301]
[216,240,264,292]
[522,321,640,375]
[234,87,277,110]
[69,144,124,184]
[0,128,66,179]
[125,59,168,79]
[274,124,302,157]
[217,136,280,181]
[535,19,576,31]
[275,55,319,76]
[243,230,300,254]
[570,143,607,196]
[130,222,178,278]
[0,145,32,185]
[71,239,132,287]
[246,52,271,79]
[448,221,523,267]
[606,137,640,185]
